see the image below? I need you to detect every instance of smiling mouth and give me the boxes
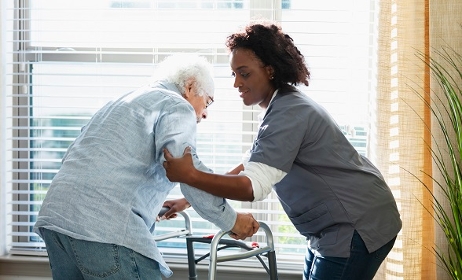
[239,89,249,97]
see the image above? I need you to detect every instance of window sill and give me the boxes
[0,254,52,278]
[0,254,302,279]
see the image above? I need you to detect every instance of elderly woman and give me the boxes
[34,54,258,280]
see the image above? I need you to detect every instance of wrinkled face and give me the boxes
[185,85,214,123]
[229,48,276,109]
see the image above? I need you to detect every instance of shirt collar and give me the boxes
[149,80,182,95]
[258,89,279,124]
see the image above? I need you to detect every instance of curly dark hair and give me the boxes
[225,21,310,88]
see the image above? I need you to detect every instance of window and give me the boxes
[3,0,379,267]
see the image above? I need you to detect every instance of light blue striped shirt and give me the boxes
[33,81,237,277]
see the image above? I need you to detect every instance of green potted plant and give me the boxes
[414,46,462,280]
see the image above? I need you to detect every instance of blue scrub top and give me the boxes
[249,85,402,257]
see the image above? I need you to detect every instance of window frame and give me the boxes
[3,0,379,269]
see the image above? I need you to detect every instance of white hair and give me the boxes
[152,54,214,98]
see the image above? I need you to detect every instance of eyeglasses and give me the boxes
[205,94,214,109]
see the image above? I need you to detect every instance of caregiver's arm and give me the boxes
[227,163,245,175]
[163,147,254,201]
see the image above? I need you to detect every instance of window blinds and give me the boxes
[3,0,379,266]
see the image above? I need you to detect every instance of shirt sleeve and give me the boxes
[156,100,237,232]
[240,160,287,202]
[180,145,237,231]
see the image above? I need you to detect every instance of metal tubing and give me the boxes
[208,222,277,280]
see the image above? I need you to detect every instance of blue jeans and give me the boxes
[39,228,162,280]
[304,230,396,280]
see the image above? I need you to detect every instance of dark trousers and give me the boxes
[304,230,396,280]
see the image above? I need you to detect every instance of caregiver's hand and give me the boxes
[163,147,196,184]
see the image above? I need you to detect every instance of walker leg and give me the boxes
[186,238,198,280]
[267,251,278,280]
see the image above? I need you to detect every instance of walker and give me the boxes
[155,207,278,280]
